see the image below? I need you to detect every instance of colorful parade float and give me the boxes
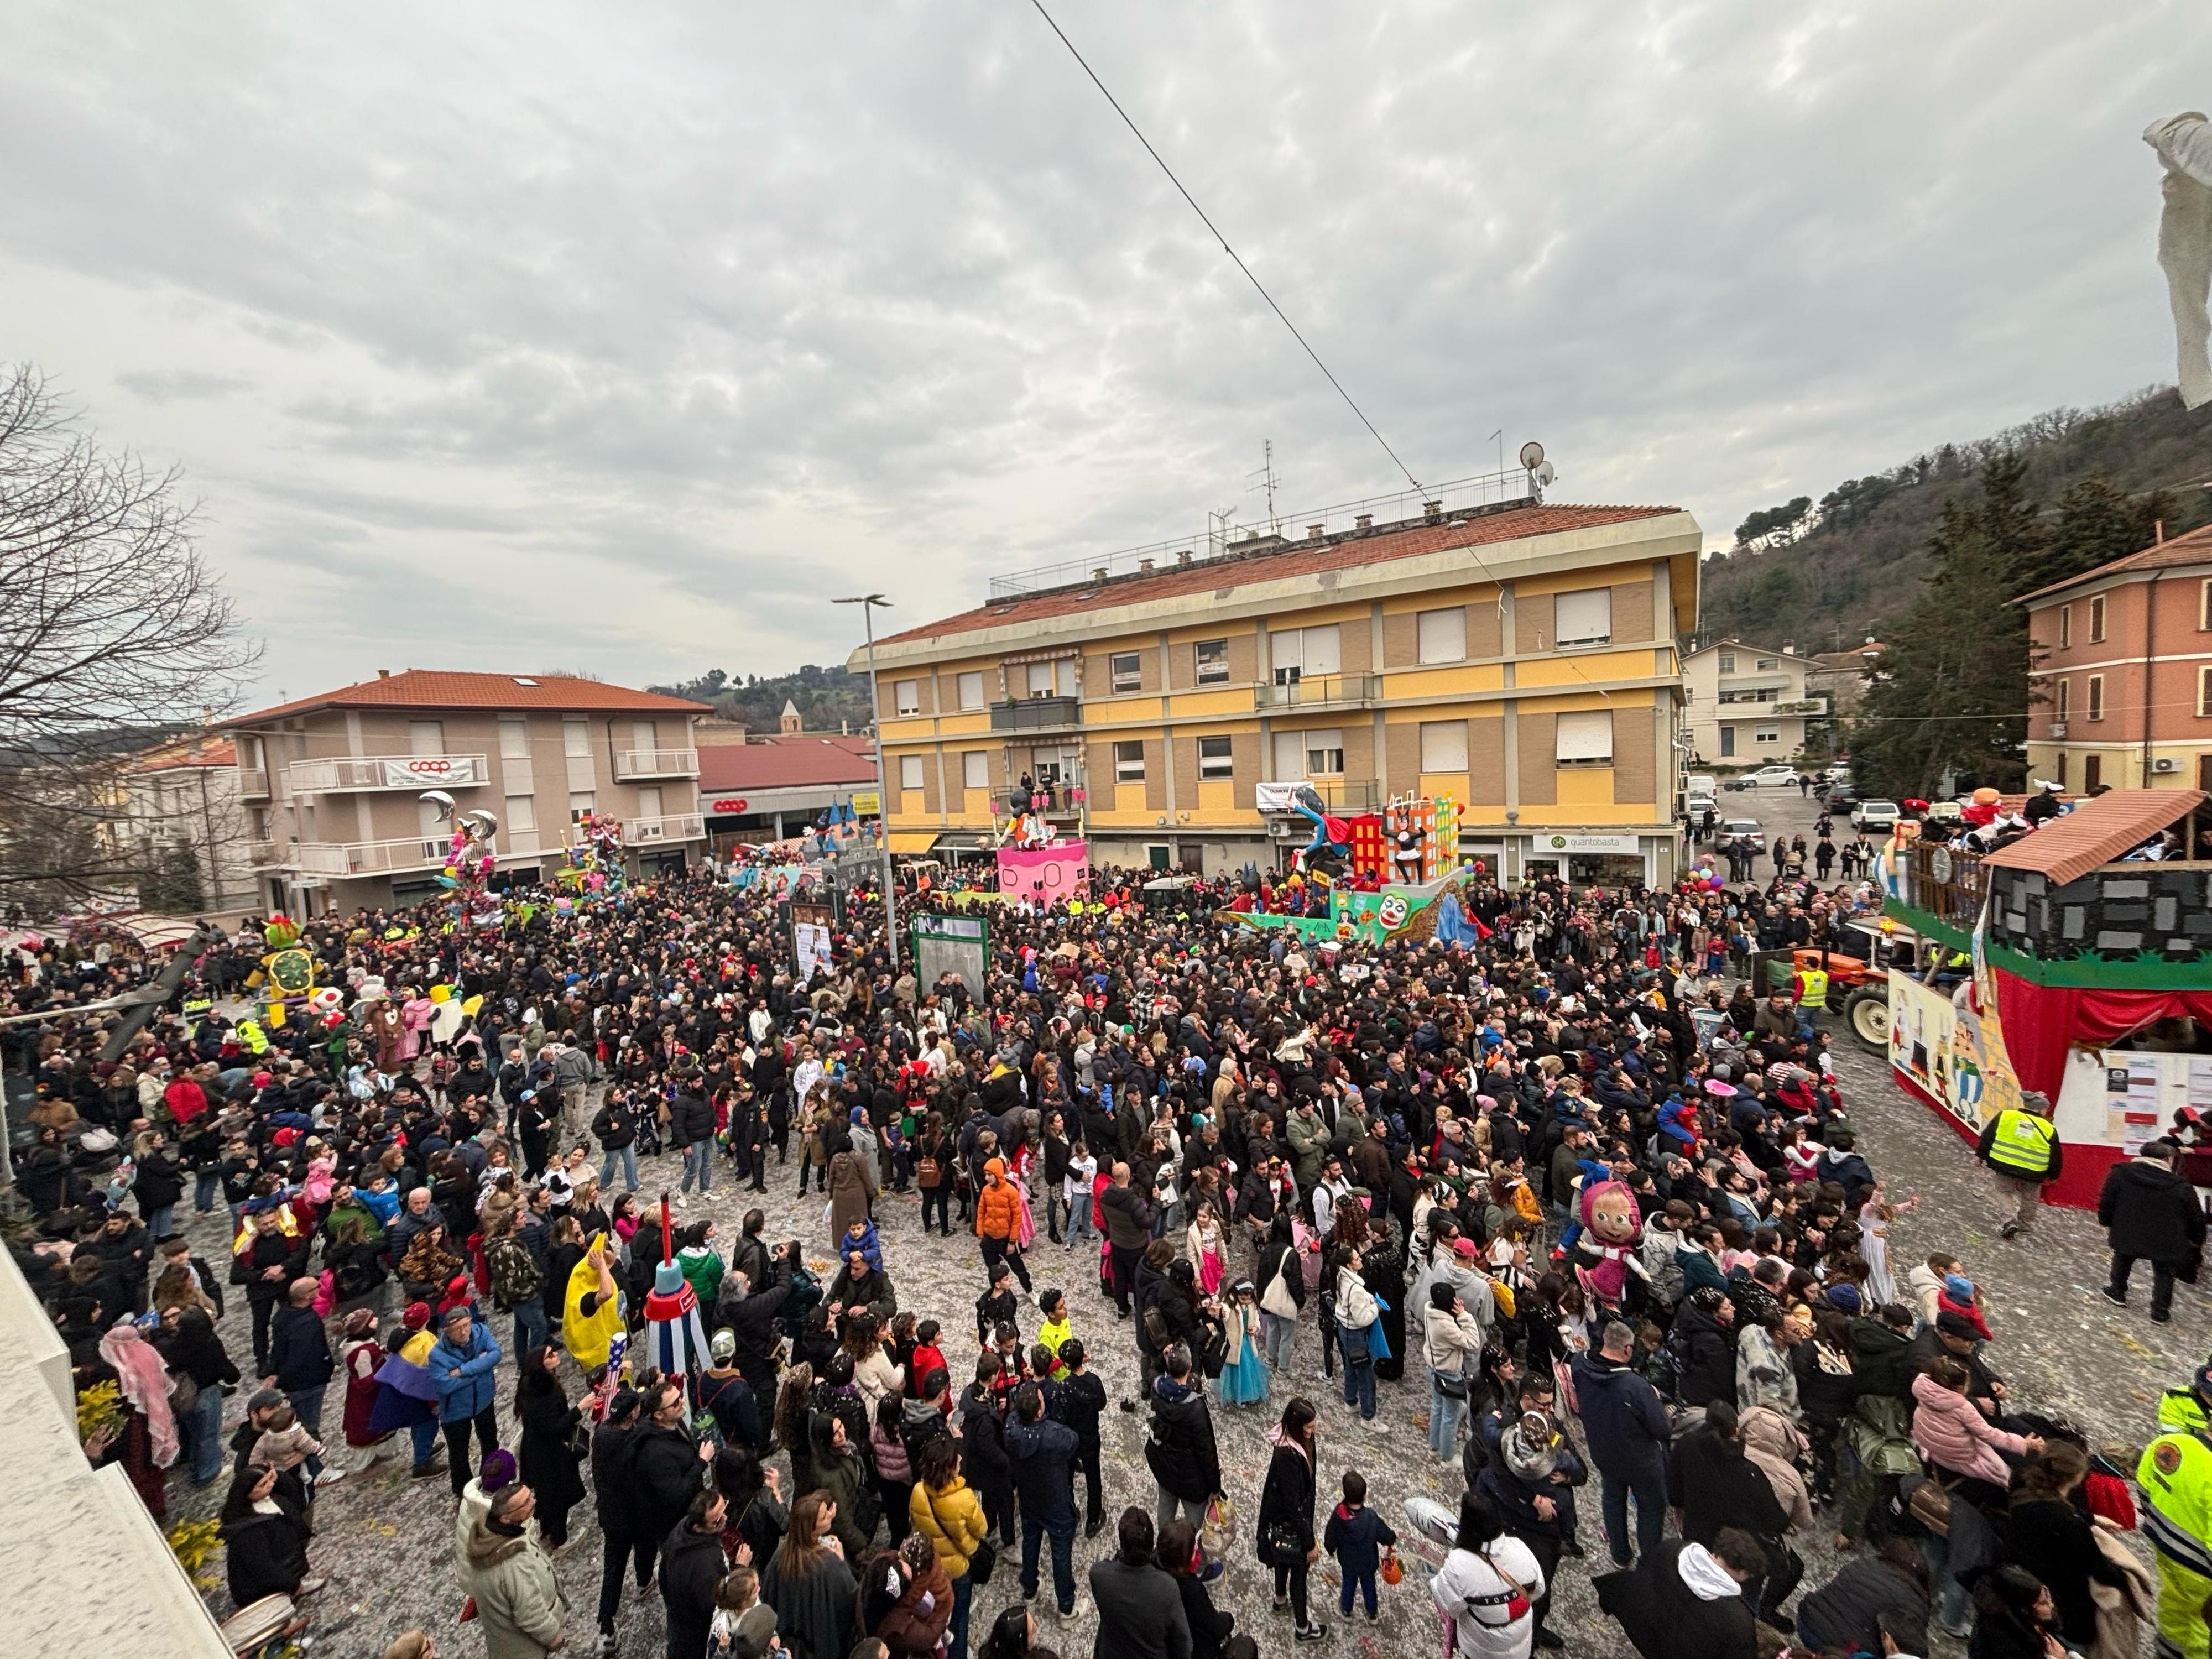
[1881,786,2212,1207]
[1226,785,1489,947]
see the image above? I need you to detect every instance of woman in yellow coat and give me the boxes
[561,1235,624,1372]
[910,1434,988,1659]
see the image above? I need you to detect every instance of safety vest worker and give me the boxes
[2164,1383,2212,1437]
[1796,966,1829,1010]
[2140,1401,2212,1659]
[1977,1103,2059,1179]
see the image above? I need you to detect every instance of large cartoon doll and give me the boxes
[1573,1179,1650,1313]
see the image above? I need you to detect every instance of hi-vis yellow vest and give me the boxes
[2140,1431,2212,1659]
[1985,1108,2057,1177]
[1798,968,1829,1010]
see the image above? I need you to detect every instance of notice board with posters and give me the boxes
[911,912,988,999]
[789,901,836,985]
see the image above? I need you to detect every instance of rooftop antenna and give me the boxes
[1490,428,1504,476]
[1208,505,1237,558]
[1246,440,1281,536]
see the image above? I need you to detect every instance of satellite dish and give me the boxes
[1519,441,1546,471]
[1535,461,1556,487]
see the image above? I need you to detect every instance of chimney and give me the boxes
[1306,523,1324,540]
[2156,519,2166,545]
[377,669,391,679]
[1354,513,1373,531]
[1091,567,1108,584]
[1423,500,1443,523]
[1139,557,1155,574]
[1176,549,1193,565]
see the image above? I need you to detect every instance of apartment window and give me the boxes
[505,794,537,834]
[2200,666,2212,718]
[1755,727,1782,744]
[1270,624,1341,684]
[899,755,925,791]
[562,717,590,759]
[1113,740,1146,783]
[635,786,662,820]
[1553,588,1612,647]
[2202,581,2212,632]
[1419,719,1469,773]
[498,717,530,759]
[1194,639,1230,685]
[2056,680,2071,722]
[2055,752,2067,789]
[1273,728,1344,779]
[2085,753,2103,790]
[1197,735,1233,780]
[1755,656,1778,671]
[568,790,595,817]
[1416,607,1467,665]
[962,750,989,790]
[2089,595,2106,643]
[1555,710,1614,766]
[409,719,445,756]
[1110,652,1142,693]
[2086,675,2105,722]
[1717,652,1736,674]
[957,671,985,711]
[2059,604,2073,648]
[894,678,921,716]
[1023,660,1072,698]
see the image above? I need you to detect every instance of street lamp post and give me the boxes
[834,593,899,962]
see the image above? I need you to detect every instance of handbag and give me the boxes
[1907,1475,1954,1537]
[566,1418,592,1460]
[1260,1270,1298,1321]
[1380,1550,1404,1587]
[1431,1366,1469,1401]
[1201,1495,1237,1561]
[169,1371,201,1416]
[967,1535,998,1586]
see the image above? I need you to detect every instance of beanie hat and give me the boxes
[478,1447,518,1490]
[1823,1282,1861,1314]
[402,1301,432,1331]
[1943,1274,1975,1302]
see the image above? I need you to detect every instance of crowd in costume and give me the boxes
[2,847,2191,1659]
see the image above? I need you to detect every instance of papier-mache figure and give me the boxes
[1573,1179,1649,1311]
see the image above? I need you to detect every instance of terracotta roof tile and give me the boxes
[2014,523,2212,604]
[129,738,237,772]
[226,670,711,727]
[875,502,1681,647]
[1980,787,2207,888]
[698,740,881,793]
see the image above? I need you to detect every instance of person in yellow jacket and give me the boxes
[1975,1088,2063,1240]
[2140,1373,2212,1659]
[909,1434,988,1659]
[561,1234,624,1372]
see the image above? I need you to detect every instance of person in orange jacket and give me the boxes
[974,1158,1034,1295]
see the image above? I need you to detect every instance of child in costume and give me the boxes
[1214,1281,1270,1408]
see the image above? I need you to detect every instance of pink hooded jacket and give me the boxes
[1910,1371,2025,1486]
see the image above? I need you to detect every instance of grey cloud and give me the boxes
[2,0,2206,695]
[114,368,253,403]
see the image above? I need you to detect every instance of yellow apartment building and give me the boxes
[853,491,1703,886]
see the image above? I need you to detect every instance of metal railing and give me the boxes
[289,836,450,877]
[284,754,489,793]
[989,696,1083,732]
[1902,841,1988,929]
[1772,698,1830,717]
[1253,673,1381,709]
[992,790,1084,820]
[628,812,705,842]
[613,748,700,780]
[1265,778,1382,812]
[986,467,1540,600]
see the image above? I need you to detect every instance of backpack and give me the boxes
[487,1234,542,1312]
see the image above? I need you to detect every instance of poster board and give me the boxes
[997,840,1089,901]
[790,900,836,984]
[912,912,988,996]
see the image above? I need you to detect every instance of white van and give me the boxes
[1686,775,1717,799]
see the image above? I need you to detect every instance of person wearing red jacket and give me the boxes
[164,1067,210,1128]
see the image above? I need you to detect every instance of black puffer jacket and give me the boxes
[2098,1157,2206,1264]
[1670,1300,1735,1407]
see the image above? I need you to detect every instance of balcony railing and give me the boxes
[991,790,1084,821]
[1253,674,1381,709]
[989,696,1083,733]
[628,812,705,843]
[614,748,700,780]
[1264,778,1383,812]
[1902,840,1989,930]
[1772,697,1829,717]
[246,840,281,867]
[235,768,269,800]
[284,754,489,794]
[289,836,451,877]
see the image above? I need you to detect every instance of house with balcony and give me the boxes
[117,736,259,916]
[852,481,1703,885]
[221,670,709,915]
[2020,523,2212,794]
[1681,638,1827,766]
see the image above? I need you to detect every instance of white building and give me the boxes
[1681,638,1827,766]
[118,737,259,918]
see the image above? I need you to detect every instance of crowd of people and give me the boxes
[1,846,2192,1659]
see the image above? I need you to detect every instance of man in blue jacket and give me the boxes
[266,1276,337,1482]
[428,1303,503,1499]
[1572,1319,1673,1568]
[1005,1380,1084,1618]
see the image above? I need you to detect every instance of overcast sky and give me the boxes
[3,2,2205,703]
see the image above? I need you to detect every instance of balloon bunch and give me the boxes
[556,810,628,901]
[420,790,501,930]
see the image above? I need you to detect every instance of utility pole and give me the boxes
[834,593,899,963]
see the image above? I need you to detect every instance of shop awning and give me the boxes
[1981,788,2206,889]
[887,831,940,853]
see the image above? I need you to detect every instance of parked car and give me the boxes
[1924,799,1965,823]
[1684,792,1716,820]
[1686,774,1718,799]
[1746,765,1799,787]
[1720,817,1764,842]
[1823,784,1863,813]
[1851,799,1901,832]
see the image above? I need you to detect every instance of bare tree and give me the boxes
[0,364,259,915]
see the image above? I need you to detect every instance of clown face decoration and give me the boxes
[1377,893,1409,931]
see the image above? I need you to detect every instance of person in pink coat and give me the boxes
[399,990,435,1062]
[1911,1356,2044,1496]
